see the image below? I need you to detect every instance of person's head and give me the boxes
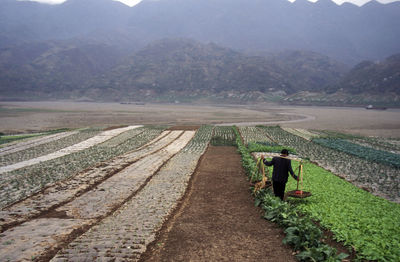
[281,149,289,156]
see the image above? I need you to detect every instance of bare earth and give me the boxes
[1,101,399,138]
[141,146,297,262]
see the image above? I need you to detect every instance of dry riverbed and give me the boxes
[1,101,399,138]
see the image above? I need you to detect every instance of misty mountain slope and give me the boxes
[81,38,348,102]
[49,0,131,38]
[0,0,399,105]
[336,54,400,95]
[129,0,400,65]
[0,42,124,98]
[0,37,397,104]
[84,39,293,100]
[1,0,399,65]
[269,50,349,92]
[0,0,54,44]
[0,0,131,44]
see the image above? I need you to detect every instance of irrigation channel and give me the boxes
[0,126,204,261]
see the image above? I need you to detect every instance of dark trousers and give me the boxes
[273,181,286,200]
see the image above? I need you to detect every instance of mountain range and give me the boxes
[0,0,399,105]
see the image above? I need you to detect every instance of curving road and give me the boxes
[216,113,316,126]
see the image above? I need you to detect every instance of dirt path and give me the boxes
[141,146,296,262]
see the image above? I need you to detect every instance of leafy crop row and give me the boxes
[352,138,400,155]
[239,126,297,154]
[234,126,347,262]
[0,134,43,146]
[247,142,297,155]
[284,162,400,261]
[259,126,400,202]
[282,128,320,141]
[257,191,348,262]
[182,125,214,153]
[317,130,400,154]
[0,128,71,146]
[357,137,400,154]
[240,126,400,261]
[0,126,164,208]
[238,126,275,145]
[313,138,400,168]
[210,126,236,146]
[0,128,101,167]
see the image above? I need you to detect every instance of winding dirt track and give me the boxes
[217,113,316,126]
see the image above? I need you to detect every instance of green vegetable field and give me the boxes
[237,126,400,261]
[284,162,400,261]
[312,138,400,168]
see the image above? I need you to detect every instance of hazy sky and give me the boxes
[19,0,400,7]
[288,0,399,5]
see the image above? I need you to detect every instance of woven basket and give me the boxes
[287,190,312,198]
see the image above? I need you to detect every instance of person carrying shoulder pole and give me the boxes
[261,149,298,200]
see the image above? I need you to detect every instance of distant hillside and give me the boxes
[0,38,349,102]
[81,39,349,102]
[283,54,400,107]
[84,39,293,101]
[269,50,348,92]
[336,54,400,95]
[0,36,398,105]
[0,41,124,99]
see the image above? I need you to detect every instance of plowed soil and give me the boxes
[141,146,296,262]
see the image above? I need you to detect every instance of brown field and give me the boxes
[1,101,399,137]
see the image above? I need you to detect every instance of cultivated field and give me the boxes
[0,102,399,261]
[0,124,212,261]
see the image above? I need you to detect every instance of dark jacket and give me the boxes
[263,156,296,183]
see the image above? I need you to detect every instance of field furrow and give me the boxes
[0,130,178,232]
[0,126,142,174]
[0,130,196,262]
